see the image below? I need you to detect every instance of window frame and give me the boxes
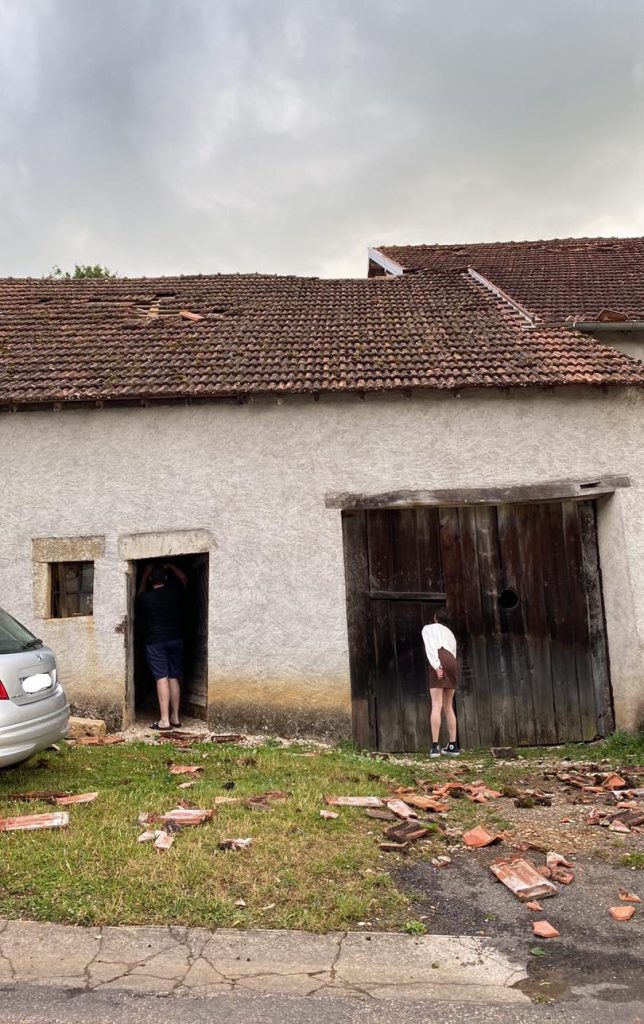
[49,561,95,619]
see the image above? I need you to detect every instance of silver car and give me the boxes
[0,606,69,768]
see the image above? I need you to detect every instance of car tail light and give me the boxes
[0,680,9,700]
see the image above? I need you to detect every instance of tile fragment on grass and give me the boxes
[397,794,449,813]
[0,811,69,832]
[379,841,410,853]
[54,792,98,806]
[169,765,203,775]
[385,799,418,820]
[3,790,69,802]
[154,831,174,851]
[384,821,430,843]
[364,808,397,821]
[324,796,383,808]
[161,808,213,826]
[319,810,339,820]
[219,837,252,851]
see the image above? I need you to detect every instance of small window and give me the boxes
[50,562,94,618]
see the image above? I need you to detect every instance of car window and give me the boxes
[0,607,40,655]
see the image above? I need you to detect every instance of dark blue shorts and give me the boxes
[145,638,184,681]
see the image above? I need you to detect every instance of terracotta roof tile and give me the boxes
[0,270,641,408]
[375,236,644,324]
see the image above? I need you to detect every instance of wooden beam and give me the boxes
[325,476,630,511]
[341,511,377,748]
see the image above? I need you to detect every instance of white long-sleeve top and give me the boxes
[422,622,457,670]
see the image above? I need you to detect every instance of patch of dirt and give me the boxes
[121,716,332,750]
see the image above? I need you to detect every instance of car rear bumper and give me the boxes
[0,697,70,768]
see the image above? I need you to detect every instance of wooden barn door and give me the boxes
[342,501,612,751]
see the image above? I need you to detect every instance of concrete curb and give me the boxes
[0,919,528,1003]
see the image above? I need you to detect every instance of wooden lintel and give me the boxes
[325,476,630,511]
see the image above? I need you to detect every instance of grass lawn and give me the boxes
[0,732,642,932]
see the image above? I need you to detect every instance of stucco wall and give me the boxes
[589,328,644,364]
[1,387,643,736]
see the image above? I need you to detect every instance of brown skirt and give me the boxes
[427,648,459,689]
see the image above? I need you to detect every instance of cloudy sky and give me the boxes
[1,0,643,279]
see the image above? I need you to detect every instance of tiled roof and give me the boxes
[373,236,644,324]
[0,271,641,408]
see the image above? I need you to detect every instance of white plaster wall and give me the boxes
[1,387,642,734]
[590,328,644,364]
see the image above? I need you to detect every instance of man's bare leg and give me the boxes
[169,678,181,726]
[156,677,171,729]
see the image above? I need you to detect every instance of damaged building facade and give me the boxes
[1,236,643,748]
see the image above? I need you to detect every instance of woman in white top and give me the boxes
[421,607,460,758]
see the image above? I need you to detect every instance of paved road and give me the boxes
[2,984,642,1024]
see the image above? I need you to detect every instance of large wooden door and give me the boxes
[342,501,613,751]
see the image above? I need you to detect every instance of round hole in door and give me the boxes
[498,588,520,610]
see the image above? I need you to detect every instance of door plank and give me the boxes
[516,504,558,744]
[541,503,583,743]
[475,506,518,747]
[391,601,433,751]
[496,505,535,745]
[372,600,404,751]
[578,502,613,735]
[439,507,477,749]
[458,507,494,746]
[341,511,377,747]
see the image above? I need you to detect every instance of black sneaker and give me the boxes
[430,743,441,758]
[441,742,460,757]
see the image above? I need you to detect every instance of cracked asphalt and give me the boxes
[0,918,528,1003]
[395,850,644,1004]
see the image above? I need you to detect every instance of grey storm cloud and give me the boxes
[1,0,643,278]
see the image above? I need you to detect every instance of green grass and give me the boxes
[0,734,640,931]
[0,741,425,932]
[620,853,644,870]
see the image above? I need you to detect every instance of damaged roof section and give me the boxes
[371,235,644,326]
[0,270,642,409]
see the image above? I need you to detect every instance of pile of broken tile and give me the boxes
[553,765,644,833]
[323,763,642,939]
[137,775,289,852]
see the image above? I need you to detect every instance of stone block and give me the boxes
[67,716,106,740]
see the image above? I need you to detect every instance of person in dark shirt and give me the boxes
[137,562,188,730]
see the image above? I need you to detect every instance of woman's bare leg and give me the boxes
[442,688,457,743]
[429,687,444,742]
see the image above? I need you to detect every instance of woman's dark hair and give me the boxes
[434,607,450,627]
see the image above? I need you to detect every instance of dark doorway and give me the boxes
[131,553,209,721]
[342,501,613,751]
